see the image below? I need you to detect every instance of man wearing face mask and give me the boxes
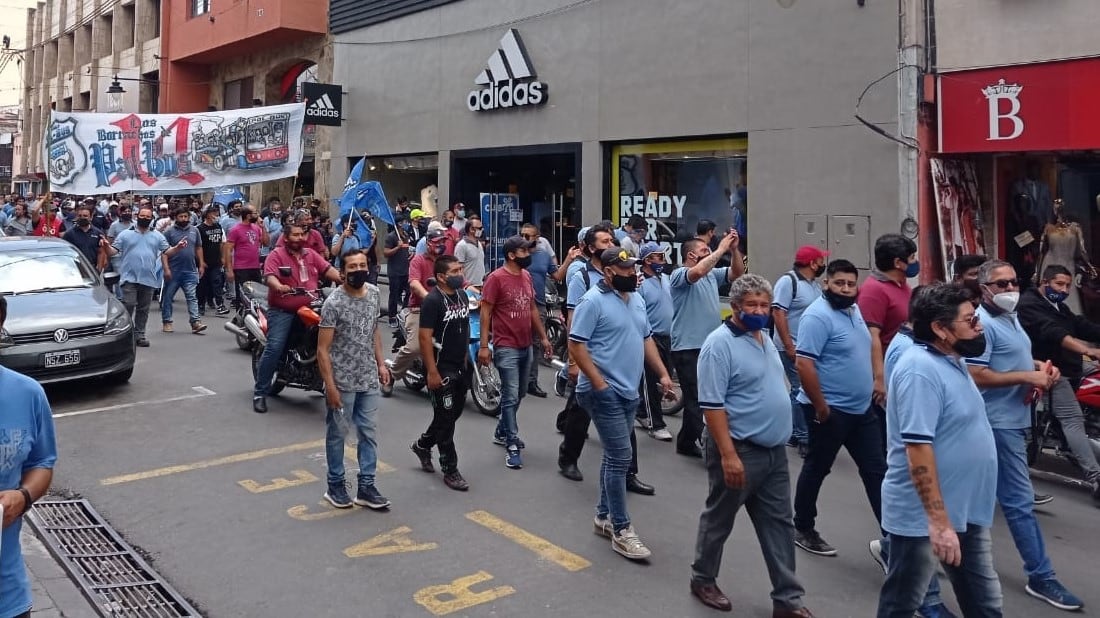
[570,248,674,560]
[454,214,486,287]
[317,249,392,510]
[62,204,109,271]
[442,210,461,253]
[1018,264,1100,503]
[964,260,1082,612]
[261,198,284,260]
[276,209,329,259]
[952,254,988,298]
[160,207,207,335]
[106,206,191,347]
[636,242,675,441]
[384,229,450,396]
[383,215,414,328]
[224,205,269,309]
[771,246,828,457]
[220,200,243,234]
[480,235,554,469]
[449,201,468,235]
[792,259,885,558]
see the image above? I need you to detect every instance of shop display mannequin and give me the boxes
[1038,199,1097,314]
[1008,165,1054,285]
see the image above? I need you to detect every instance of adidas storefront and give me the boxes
[329,0,904,279]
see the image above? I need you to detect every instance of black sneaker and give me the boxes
[216,305,231,316]
[354,485,391,510]
[795,529,838,557]
[136,338,150,347]
[443,471,469,491]
[323,483,353,509]
[411,441,434,472]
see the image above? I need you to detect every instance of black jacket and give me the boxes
[1016,288,1100,380]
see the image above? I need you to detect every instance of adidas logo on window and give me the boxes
[467,29,548,112]
[307,93,340,118]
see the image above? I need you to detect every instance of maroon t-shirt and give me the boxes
[407,253,435,309]
[857,272,912,347]
[482,267,535,349]
[263,246,333,312]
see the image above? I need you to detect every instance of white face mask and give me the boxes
[991,291,1020,313]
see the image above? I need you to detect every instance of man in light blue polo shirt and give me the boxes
[771,245,828,453]
[670,230,745,458]
[792,258,884,558]
[637,241,675,440]
[690,274,813,615]
[963,260,1082,612]
[878,283,1002,617]
[570,248,673,562]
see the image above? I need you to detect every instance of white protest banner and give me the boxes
[43,103,306,195]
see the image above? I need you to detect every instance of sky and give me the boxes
[0,0,39,108]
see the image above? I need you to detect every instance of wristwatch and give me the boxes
[17,486,34,514]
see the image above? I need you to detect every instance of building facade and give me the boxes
[20,0,162,179]
[327,0,905,280]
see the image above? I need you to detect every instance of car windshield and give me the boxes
[0,250,97,294]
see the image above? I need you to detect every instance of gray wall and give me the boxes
[934,0,1100,71]
[330,0,901,280]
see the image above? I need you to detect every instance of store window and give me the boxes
[610,138,747,264]
[192,0,211,17]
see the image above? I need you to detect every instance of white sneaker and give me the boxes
[611,525,652,560]
[649,427,673,441]
[868,539,887,574]
[635,416,652,430]
[593,516,613,539]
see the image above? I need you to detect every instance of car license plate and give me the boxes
[44,350,81,368]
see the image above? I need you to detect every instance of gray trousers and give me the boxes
[692,434,805,610]
[1049,377,1100,483]
[528,302,548,387]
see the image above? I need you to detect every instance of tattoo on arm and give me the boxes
[911,465,944,512]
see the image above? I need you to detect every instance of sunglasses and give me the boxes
[986,279,1019,289]
[954,314,981,328]
[522,234,535,240]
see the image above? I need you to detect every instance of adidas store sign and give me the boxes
[467,29,548,113]
[302,82,343,127]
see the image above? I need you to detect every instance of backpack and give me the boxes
[766,271,798,337]
[566,260,594,309]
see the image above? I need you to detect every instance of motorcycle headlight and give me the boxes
[104,299,133,335]
[0,328,13,349]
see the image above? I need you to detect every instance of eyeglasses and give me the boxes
[830,280,859,289]
[954,314,981,328]
[470,226,484,231]
[522,234,535,240]
[987,279,1019,289]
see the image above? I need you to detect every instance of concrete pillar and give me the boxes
[580,140,601,224]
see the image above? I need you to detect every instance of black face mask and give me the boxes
[823,288,857,310]
[513,255,533,269]
[136,217,152,228]
[77,217,91,227]
[813,264,826,278]
[175,221,189,229]
[952,332,987,358]
[346,270,370,289]
[610,273,638,293]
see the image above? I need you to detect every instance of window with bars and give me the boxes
[192,0,211,17]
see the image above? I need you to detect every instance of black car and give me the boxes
[0,236,136,384]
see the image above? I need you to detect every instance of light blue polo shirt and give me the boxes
[698,320,793,448]
[882,345,997,536]
[639,273,674,335]
[569,281,651,400]
[964,304,1034,429]
[771,270,822,348]
[670,266,729,351]
[566,261,601,311]
[113,228,169,288]
[795,296,874,414]
[884,325,915,384]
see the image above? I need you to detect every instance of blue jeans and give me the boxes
[780,353,807,443]
[877,526,1002,617]
[577,388,638,533]
[493,346,532,448]
[992,428,1055,581]
[254,308,296,397]
[161,270,200,324]
[325,389,381,487]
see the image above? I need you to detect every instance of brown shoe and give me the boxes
[773,607,815,618]
[162,322,173,333]
[191,321,207,334]
[690,581,732,612]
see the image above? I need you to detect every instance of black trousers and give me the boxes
[417,371,467,474]
[388,274,409,319]
[638,332,671,430]
[673,348,703,451]
[558,391,639,474]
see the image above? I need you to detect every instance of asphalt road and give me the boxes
[39,296,1099,618]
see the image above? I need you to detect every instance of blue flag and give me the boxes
[339,158,397,227]
[334,207,374,260]
[212,186,244,206]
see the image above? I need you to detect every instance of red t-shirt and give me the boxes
[263,246,333,312]
[407,253,435,309]
[228,222,264,269]
[33,217,64,237]
[444,227,460,255]
[857,273,912,347]
[276,228,327,257]
[482,267,535,349]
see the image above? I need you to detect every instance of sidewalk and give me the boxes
[21,528,101,618]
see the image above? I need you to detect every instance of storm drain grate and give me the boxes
[27,499,201,617]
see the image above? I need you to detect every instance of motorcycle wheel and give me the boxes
[542,320,566,368]
[471,365,503,417]
[1027,416,1051,466]
[661,383,684,416]
[403,361,426,391]
[251,343,286,396]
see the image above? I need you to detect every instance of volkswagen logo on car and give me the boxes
[53,328,69,343]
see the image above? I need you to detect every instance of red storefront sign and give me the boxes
[938,56,1100,153]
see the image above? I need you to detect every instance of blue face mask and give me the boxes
[648,263,665,275]
[739,311,770,331]
[1044,286,1069,304]
[904,261,920,278]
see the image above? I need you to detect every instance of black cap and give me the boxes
[426,228,447,241]
[503,235,536,255]
[600,247,640,268]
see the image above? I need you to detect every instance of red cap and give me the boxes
[794,245,829,266]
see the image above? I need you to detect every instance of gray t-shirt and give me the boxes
[319,284,382,392]
[454,237,486,285]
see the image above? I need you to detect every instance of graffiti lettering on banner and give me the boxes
[44,103,307,195]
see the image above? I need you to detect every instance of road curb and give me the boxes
[21,528,101,618]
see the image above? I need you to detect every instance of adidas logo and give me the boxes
[306,93,340,118]
[467,29,547,112]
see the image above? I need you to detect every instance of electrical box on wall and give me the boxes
[795,214,871,270]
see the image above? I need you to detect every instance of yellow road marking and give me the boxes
[238,469,319,493]
[287,501,357,521]
[464,510,591,572]
[343,526,438,558]
[100,440,324,486]
[413,571,515,616]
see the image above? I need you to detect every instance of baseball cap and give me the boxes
[425,228,447,242]
[794,245,830,266]
[601,247,640,268]
[409,208,425,220]
[503,235,536,255]
[427,220,445,233]
[637,242,666,261]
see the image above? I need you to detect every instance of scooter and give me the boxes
[246,284,330,396]
[224,281,262,351]
[1027,368,1100,468]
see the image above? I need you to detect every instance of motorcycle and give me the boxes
[1027,368,1100,469]
[390,286,504,416]
[246,285,330,396]
[541,281,567,367]
[223,281,262,351]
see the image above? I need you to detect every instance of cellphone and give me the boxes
[278,266,292,278]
